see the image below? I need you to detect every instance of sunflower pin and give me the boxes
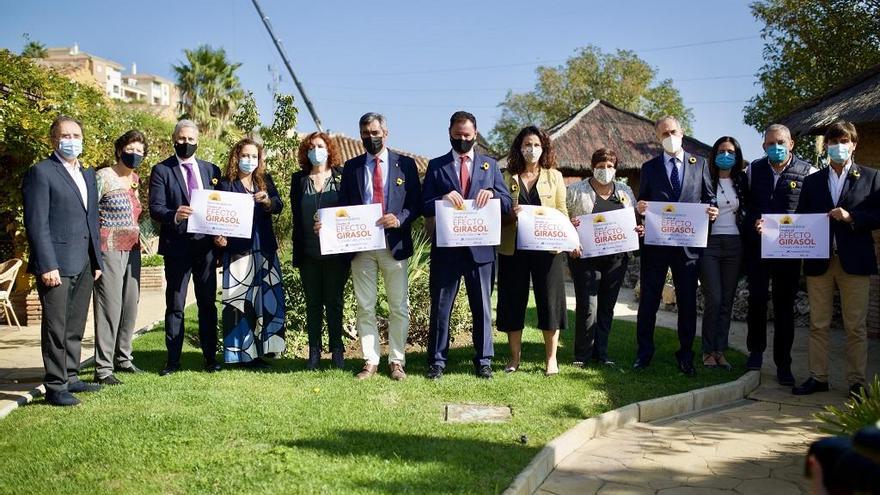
[789,181,797,189]
[130,181,139,190]
[688,156,697,164]
[481,162,490,170]
[510,182,519,193]
[211,177,219,186]
[396,177,404,186]
[851,169,861,178]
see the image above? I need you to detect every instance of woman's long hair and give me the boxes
[226,137,266,191]
[709,136,745,186]
[506,126,557,175]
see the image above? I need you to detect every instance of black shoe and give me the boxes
[45,391,81,407]
[425,365,444,380]
[678,360,697,377]
[331,348,345,369]
[632,359,650,371]
[204,362,221,373]
[306,346,321,371]
[68,380,102,393]
[746,352,763,371]
[792,377,830,395]
[159,364,180,376]
[115,364,143,374]
[849,383,868,402]
[777,368,795,387]
[475,365,493,379]
[96,374,123,386]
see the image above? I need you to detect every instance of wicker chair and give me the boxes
[0,258,23,330]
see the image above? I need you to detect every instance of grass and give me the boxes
[0,302,745,495]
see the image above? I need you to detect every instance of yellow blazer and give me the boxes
[500,168,568,256]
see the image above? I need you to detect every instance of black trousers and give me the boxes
[569,253,628,362]
[299,255,350,351]
[163,243,218,366]
[496,251,567,332]
[37,261,94,394]
[746,257,801,369]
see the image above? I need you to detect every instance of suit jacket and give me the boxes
[218,173,283,255]
[499,168,567,256]
[422,151,512,264]
[23,154,103,276]
[339,150,422,260]
[638,152,716,259]
[290,167,343,267]
[795,163,880,276]
[148,155,222,256]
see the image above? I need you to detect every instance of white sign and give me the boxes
[318,204,386,255]
[516,205,580,251]
[435,199,501,247]
[761,213,830,259]
[187,189,255,238]
[576,208,640,258]
[643,201,710,248]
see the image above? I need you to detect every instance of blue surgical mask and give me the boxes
[715,152,736,170]
[308,147,328,165]
[59,138,83,159]
[827,143,852,164]
[766,144,788,164]
[239,158,258,174]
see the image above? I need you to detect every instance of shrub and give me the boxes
[141,254,164,267]
[816,375,880,436]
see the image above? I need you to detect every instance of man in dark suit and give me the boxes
[148,119,222,375]
[791,121,880,398]
[23,115,104,406]
[634,116,718,376]
[336,112,421,381]
[422,111,512,379]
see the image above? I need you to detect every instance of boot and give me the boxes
[331,348,345,369]
[306,346,321,371]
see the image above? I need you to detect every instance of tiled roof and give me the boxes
[305,133,430,175]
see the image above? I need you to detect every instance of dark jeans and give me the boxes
[699,235,743,353]
[299,255,350,351]
[163,243,218,366]
[568,253,628,362]
[746,255,801,369]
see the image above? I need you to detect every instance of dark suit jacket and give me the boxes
[22,154,103,276]
[795,163,880,276]
[290,167,343,267]
[339,150,422,260]
[218,173,283,255]
[148,155,222,256]
[422,151,512,264]
[638,152,716,259]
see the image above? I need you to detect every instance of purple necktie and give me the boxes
[181,162,198,200]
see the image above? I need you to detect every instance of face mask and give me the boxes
[308,147,328,165]
[827,143,851,164]
[238,158,259,174]
[362,136,384,156]
[715,152,736,170]
[766,144,788,164]
[174,141,198,159]
[661,135,682,155]
[58,138,83,159]
[593,168,616,185]
[450,137,476,154]
[522,147,542,164]
[120,152,144,169]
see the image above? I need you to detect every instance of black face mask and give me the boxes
[174,142,198,159]
[362,136,384,156]
[121,152,145,169]
[450,137,476,154]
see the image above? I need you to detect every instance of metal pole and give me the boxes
[251,0,324,132]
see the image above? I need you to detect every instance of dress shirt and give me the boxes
[663,150,685,184]
[176,155,205,190]
[55,151,88,206]
[363,148,389,205]
[452,149,475,184]
[828,161,852,206]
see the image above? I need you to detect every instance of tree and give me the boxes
[21,41,46,59]
[172,45,244,140]
[489,45,693,151]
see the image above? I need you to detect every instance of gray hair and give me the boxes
[763,124,792,141]
[654,115,681,131]
[49,115,83,140]
[358,112,387,131]
[173,119,199,140]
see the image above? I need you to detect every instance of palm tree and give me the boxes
[21,41,47,58]
[173,45,244,139]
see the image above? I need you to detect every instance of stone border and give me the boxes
[502,370,761,495]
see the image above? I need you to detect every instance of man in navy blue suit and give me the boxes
[634,116,718,376]
[422,111,512,379]
[23,115,105,406]
[148,119,222,376]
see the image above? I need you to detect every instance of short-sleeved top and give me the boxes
[301,175,342,258]
[96,167,142,252]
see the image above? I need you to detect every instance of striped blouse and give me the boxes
[96,167,142,252]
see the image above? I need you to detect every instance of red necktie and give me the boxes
[460,155,471,197]
[372,157,384,212]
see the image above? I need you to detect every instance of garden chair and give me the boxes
[0,258,23,330]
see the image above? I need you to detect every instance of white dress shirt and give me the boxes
[828,161,852,206]
[663,150,685,184]
[55,151,88,206]
[363,148,389,203]
[452,149,475,184]
[176,155,205,190]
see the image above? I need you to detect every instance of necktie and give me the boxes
[181,162,198,201]
[460,155,471,197]
[372,157,384,212]
[669,157,682,200]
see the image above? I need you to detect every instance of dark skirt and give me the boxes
[496,250,567,331]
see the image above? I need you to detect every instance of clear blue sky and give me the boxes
[2,0,769,159]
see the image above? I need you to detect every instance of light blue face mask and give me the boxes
[715,152,736,170]
[239,158,258,174]
[59,138,83,159]
[827,143,852,164]
[308,147,328,165]
[766,144,788,164]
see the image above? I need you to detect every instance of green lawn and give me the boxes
[0,303,745,495]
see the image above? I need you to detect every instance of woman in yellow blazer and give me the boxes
[497,126,568,376]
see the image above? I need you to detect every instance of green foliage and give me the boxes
[489,45,693,151]
[816,375,880,436]
[20,41,47,59]
[172,44,245,140]
[141,254,164,267]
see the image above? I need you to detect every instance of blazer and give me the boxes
[795,163,880,276]
[499,168,567,256]
[148,155,222,256]
[22,154,103,277]
[218,173,283,255]
[290,167,343,267]
[338,150,422,260]
[422,151,512,264]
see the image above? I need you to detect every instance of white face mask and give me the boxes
[593,168,616,185]
[662,135,683,155]
[522,146,542,164]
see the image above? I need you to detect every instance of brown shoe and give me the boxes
[389,362,407,381]
[356,363,378,380]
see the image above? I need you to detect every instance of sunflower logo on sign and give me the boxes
[454,204,467,211]
[335,209,349,218]
[208,192,221,201]
[593,215,606,224]
[663,204,676,213]
[534,207,547,216]
[780,215,794,225]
